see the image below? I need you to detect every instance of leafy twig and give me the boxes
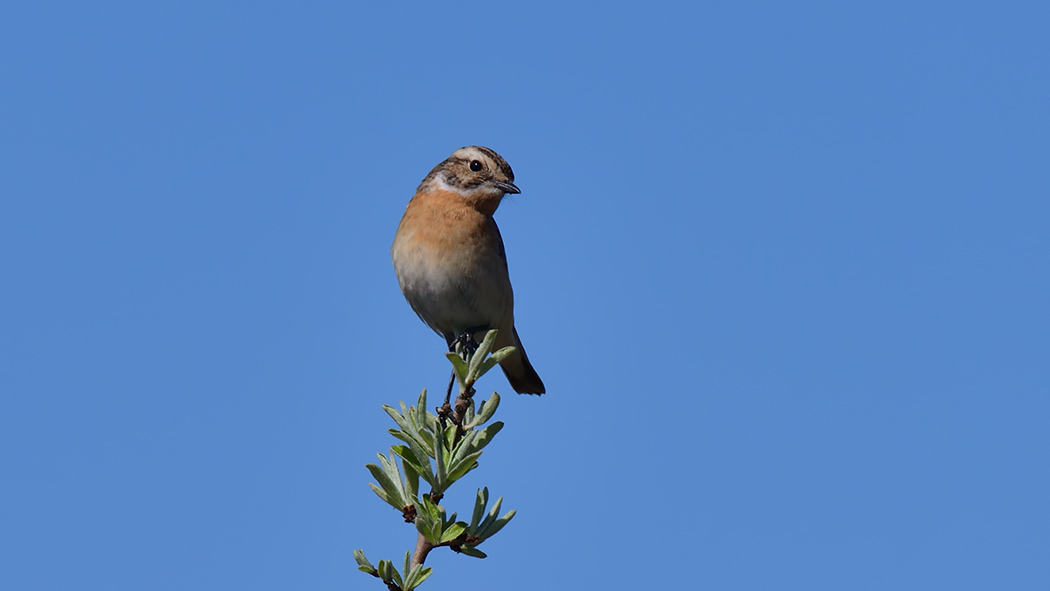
[357,330,518,590]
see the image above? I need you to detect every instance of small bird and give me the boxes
[391,146,545,395]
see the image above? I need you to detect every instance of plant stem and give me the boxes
[411,532,434,569]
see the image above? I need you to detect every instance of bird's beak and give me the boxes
[494,181,521,194]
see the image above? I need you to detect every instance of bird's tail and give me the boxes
[498,326,545,395]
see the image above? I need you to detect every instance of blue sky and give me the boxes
[2,2,1048,589]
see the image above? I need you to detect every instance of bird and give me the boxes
[391,146,545,395]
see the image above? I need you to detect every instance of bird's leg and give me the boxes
[454,327,489,423]
[438,327,488,426]
[439,329,474,425]
[438,371,456,423]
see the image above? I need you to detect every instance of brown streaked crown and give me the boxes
[416,146,520,198]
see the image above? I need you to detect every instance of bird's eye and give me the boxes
[469,160,483,172]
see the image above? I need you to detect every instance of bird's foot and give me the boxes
[449,327,487,356]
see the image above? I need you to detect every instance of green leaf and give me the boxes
[445,352,469,381]
[403,564,433,590]
[433,422,447,492]
[487,344,516,365]
[443,422,457,451]
[423,515,442,545]
[394,435,435,485]
[416,496,443,544]
[367,450,428,519]
[482,508,516,540]
[423,408,441,435]
[467,393,500,428]
[418,494,441,521]
[414,513,438,545]
[470,487,489,529]
[385,398,432,455]
[367,482,394,508]
[390,444,429,487]
[473,421,504,452]
[389,428,430,461]
[382,404,412,432]
[414,389,428,428]
[443,423,482,484]
[448,428,478,467]
[458,545,487,558]
[403,551,411,586]
[389,430,431,462]
[402,457,420,500]
[412,507,432,532]
[475,343,516,380]
[466,339,488,380]
[366,460,403,509]
[353,549,375,573]
[477,496,504,536]
[446,450,482,482]
[475,329,498,362]
[474,356,501,379]
[440,521,467,544]
[383,453,408,492]
[377,559,391,582]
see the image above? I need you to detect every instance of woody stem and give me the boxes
[411,532,435,569]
